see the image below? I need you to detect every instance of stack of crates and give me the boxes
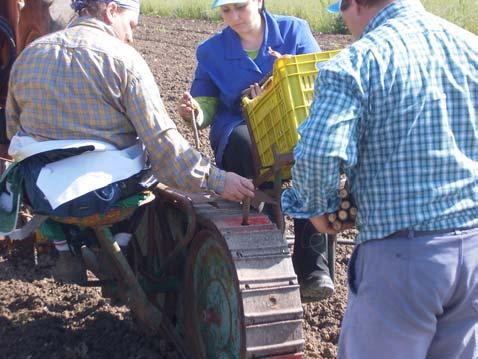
[242,50,341,179]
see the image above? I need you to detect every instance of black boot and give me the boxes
[293,219,334,302]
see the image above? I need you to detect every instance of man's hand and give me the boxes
[310,214,354,234]
[221,172,255,202]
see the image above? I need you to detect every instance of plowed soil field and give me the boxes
[0,15,353,359]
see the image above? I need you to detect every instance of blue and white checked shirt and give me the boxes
[282,0,478,242]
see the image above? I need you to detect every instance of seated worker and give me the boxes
[177,0,334,301]
[5,0,254,284]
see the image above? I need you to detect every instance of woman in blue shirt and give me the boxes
[178,0,334,301]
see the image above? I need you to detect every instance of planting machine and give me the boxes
[0,3,309,358]
[0,3,355,357]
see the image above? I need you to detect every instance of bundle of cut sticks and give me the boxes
[327,176,357,231]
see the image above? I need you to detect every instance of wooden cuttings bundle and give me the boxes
[328,176,357,231]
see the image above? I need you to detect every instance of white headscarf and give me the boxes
[71,0,140,14]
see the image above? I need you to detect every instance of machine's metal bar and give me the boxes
[327,234,336,282]
[154,183,197,248]
[94,226,191,359]
[191,108,200,150]
[272,145,286,233]
[242,197,251,225]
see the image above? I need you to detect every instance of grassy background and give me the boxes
[140,0,477,34]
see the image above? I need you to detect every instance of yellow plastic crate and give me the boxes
[243,50,341,179]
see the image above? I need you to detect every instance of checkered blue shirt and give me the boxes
[282,0,478,242]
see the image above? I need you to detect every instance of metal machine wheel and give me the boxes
[112,185,305,358]
[183,198,305,358]
[184,229,246,359]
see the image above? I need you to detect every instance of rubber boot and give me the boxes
[293,219,334,302]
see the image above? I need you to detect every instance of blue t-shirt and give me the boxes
[190,11,320,166]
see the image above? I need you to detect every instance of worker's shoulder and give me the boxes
[31,25,147,75]
[269,12,310,30]
[196,27,227,52]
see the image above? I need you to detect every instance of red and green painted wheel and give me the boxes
[184,230,246,359]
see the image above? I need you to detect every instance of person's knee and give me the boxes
[229,125,253,150]
[222,125,255,176]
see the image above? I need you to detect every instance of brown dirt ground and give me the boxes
[0,15,354,359]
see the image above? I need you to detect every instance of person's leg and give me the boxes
[293,218,334,301]
[426,228,478,359]
[221,124,255,178]
[338,230,467,359]
[223,125,334,300]
[20,154,145,284]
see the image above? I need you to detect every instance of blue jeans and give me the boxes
[20,151,145,217]
[339,227,478,359]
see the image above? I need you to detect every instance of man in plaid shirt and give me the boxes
[6,0,254,283]
[282,0,478,357]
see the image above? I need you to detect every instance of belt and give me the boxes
[385,226,478,240]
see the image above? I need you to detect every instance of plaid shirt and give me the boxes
[282,0,478,242]
[6,17,225,194]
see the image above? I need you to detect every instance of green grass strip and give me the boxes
[140,0,477,34]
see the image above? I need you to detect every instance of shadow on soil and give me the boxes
[0,239,55,283]
[0,308,173,359]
